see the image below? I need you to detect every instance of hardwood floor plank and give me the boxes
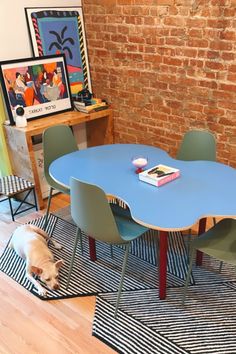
[0,194,115,354]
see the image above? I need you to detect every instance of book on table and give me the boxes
[74,98,108,113]
[139,164,180,187]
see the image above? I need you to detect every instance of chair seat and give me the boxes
[114,213,148,242]
[110,203,149,241]
[110,203,132,218]
[0,175,35,196]
[191,218,236,265]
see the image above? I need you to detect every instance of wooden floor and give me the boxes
[0,194,115,354]
[0,194,218,354]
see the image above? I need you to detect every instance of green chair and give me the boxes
[177,130,217,252]
[42,125,78,229]
[182,218,236,304]
[177,129,216,162]
[67,177,149,317]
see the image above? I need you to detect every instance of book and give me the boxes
[139,164,180,187]
[74,100,86,106]
[74,102,108,113]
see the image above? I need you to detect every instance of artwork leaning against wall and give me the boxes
[25,5,92,98]
[0,54,73,125]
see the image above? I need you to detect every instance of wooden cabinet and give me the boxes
[4,109,113,209]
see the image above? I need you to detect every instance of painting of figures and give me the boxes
[25,6,92,97]
[0,54,73,125]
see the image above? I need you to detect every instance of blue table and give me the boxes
[49,144,236,299]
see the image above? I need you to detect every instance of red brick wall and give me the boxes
[83,0,236,167]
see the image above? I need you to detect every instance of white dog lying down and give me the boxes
[9,224,64,296]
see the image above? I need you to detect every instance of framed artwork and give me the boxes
[25,5,92,98]
[0,54,73,125]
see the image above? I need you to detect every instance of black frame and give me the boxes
[0,54,73,125]
[24,6,92,96]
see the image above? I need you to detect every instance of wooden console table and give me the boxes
[4,109,113,209]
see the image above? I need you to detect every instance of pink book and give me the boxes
[139,164,180,187]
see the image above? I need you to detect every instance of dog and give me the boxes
[9,224,64,296]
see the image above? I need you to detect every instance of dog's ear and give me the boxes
[55,259,64,269]
[30,265,43,275]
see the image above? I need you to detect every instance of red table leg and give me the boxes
[196,218,207,266]
[88,236,97,261]
[159,230,168,300]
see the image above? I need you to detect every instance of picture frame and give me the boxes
[25,5,92,98]
[0,54,73,125]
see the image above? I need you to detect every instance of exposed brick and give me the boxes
[222,52,235,61]
[83,0,236,167]
[187,39,209,48]
[164,16,185,27]
[205,61,224,70]
[210,41,233,51]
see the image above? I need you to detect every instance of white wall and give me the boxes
[0,0,81,60]
[0,0,87,149]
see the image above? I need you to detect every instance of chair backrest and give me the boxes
[194,218,236,265]
[176,130,216,161]
[70,177,123,244]
[43,125,78,187]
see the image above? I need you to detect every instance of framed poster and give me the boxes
[0,54,73,125]
[25,6,92,97]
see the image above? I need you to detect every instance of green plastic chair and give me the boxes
[182,218,236,304]
[67,177,149,317]
[42,125,78,229]
[177,129,216,162]
[177,130,217,253]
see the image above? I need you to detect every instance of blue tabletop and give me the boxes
[49,144,236,231]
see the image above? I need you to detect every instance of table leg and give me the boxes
[159,230,168,300]
[88,237,97,261]
[196,218,207,266]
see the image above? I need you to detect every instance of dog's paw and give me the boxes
[38,287,47,297]
[52,240,63,250]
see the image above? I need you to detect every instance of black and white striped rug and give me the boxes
[93,258,236,354]
[1,212,236,354]
[0,212,189,300]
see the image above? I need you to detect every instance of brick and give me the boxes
[220,83,236,92]
[222,52,235,61]
[187,38,209,48]
[205,61,224,70]
[207,51,220,59]
[164,17,185,27]
[210,41,233,51]
[207,19,231,29]
[227,73,236,82]
[83,0,236,166]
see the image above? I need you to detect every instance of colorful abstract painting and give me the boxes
[25,6,91,97]
[0,55,73,125]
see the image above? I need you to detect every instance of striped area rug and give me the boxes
[2,211,235,353]
[0,212,189,300]
[93,259,236,354]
